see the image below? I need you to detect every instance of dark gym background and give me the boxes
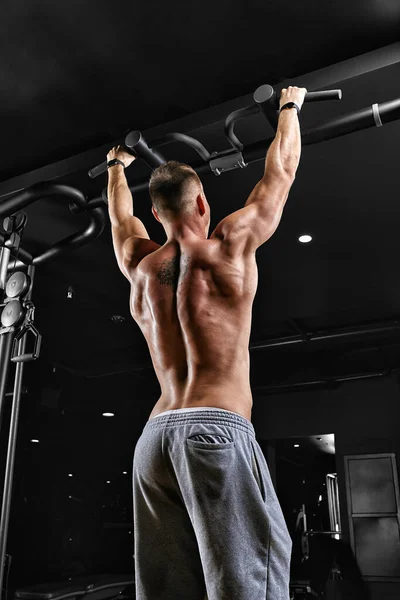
[1,2,400,599]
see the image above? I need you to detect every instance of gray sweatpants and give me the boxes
[132,407,292,600]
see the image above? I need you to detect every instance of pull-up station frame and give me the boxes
[88,84,343,179]
[84,82,400,208]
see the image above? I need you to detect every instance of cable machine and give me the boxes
[0,184,106,598]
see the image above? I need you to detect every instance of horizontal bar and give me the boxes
[301,97,400,145]
[86,95,399,198]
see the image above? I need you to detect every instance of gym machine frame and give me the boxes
[0,184,106,599]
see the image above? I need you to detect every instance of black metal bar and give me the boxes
[255,86,343,129]
[125,131,166,167]
[253,85,279,131]
[0,251,29,600]
[88,130,213,180]
[0,184,106,270]
[244,96,400,164]
[88,131,167,179]
[0,183,86,217]
[0,328,29,600]
[301,97,400,145]
[147,132,212,162]
[224,105,260,151]
[0,245,18,431]
[76,96,400,205]
[253,85,342,132]
[0,334,15,433]
[0,332,17,600]
[88,160,115,180]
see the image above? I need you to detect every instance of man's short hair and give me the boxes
[149,161,201,217]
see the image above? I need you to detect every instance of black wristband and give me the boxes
[279,102,301,116]
[107,158,126,169]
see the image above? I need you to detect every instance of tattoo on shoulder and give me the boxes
[156,254,190,291]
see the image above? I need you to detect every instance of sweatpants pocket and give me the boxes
[186,433,234,450]
[250,440,266,502]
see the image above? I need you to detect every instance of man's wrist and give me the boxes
[279,102,301,116]
[107,158,126,170]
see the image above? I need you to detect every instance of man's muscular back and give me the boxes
[127,236,258,420]
[108,88,306,422]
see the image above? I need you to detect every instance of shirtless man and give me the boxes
[107,86,306,600]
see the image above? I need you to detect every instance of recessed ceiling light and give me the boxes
[103,413,114,417]
[31,439,39,443]
[106,481,111,484]
[294,444,300,448]
[299,235,312,244]
[123,472,128,475]
[68,474,73,477]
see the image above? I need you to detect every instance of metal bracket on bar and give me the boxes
[209,151,247,176]
[372,103,383,127]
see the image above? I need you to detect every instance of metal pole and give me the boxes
[0,336,15,435]
[0,246,14,434]
[0,263,34,600]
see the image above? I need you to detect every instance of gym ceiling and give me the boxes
[1,0,400,389]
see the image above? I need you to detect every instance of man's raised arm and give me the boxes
[106,146,155,276]
[211,86,307,252]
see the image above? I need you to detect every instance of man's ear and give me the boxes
[152,206,161,223]
[196,194,206,217]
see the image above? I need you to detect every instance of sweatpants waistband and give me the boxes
[145,407,255,438]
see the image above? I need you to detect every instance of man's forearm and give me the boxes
[264,109,301,179]
[107,165,134,226]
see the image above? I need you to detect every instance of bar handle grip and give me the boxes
[254,85,342,132]
[305,89,342,103]
[124,131,166,169]
[88,161,109,179]
[254,85,342,110]
[88,131,166,179]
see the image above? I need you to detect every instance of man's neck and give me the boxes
[165,221,207,242]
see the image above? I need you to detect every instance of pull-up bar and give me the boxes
[77,88,400,211]
[88,84,342,179]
